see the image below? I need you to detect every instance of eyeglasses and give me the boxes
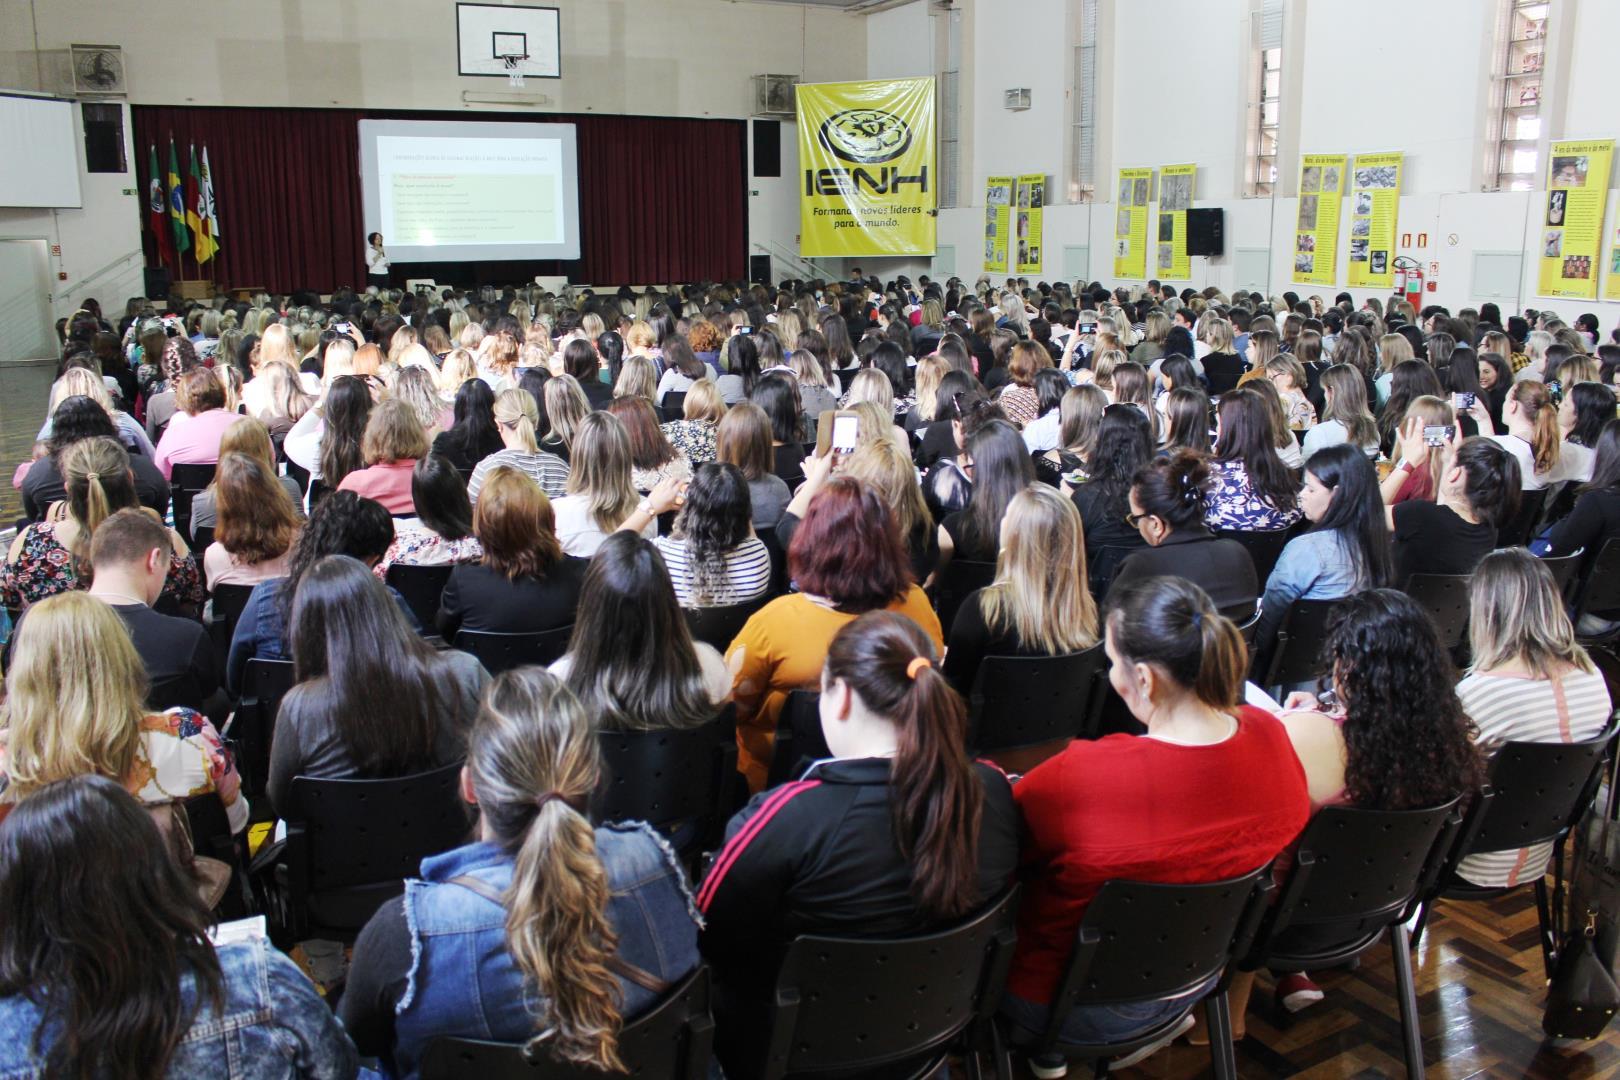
[1125,511,1148,528]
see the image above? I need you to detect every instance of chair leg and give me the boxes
[990,1022,1014,1080]
[1534,877,1557,981]
[1388,923,1426,1079]
[1408,899,1430,949]
[1205,992,1238,1080]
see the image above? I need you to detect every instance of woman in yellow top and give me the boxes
[727,460,942,791]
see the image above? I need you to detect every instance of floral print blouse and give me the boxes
[1202,459,1304,533]
[374,525,485,579]
[661,420,718,466]
[998,385,1040,428]
[0,520,203,612]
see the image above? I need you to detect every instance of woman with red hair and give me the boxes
[726,462,942,791]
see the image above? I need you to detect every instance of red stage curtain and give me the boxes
[131,106,745,293]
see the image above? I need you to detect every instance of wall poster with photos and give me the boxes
[1156,162,1196,281]
[1345,151,1402,289]
[1113,167,1153,279]
[1014,173,1045,275]
[1292,153,1347,286]
[1536,139,1613,300]
[983,176,1014,273]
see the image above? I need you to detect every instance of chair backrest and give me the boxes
[1540,547,1585,602]
[208,582,258,667]
[756,888,1019,1080]
[1447,729,1614,862]
[1261,598,1346,688]
[968,646,1106,755]
[661,391,688,423]
[1575,538,1620,623]
[1497,487,1548,547]
[191,525,215,554]
[234,658,297,798]
[1402,573,1473,651]
[420,966,716,1080]
[1237,603,1263,646]
[284,761,471,933]
[1045,867,1272,1024]
[683,594,772,652]
[1214,527,1291,583]
[169,463,217,538]
[593,708,739,853]
[931,559,997,634]
[386,564,455,630]
[455,626,574,674]
[1255,799,1463,963]
[766,690,828,788]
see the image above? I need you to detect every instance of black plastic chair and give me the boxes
[931,558,997,636]
[1243,799,1465,1080]
[184,792,253,919]
[968,646,1106,767]
[191,525,215,553]
[1539,547,1585,602]
[208,582,256,663]
[594,707,740,856]
[995,867,1274,1080]
[170,462,217,541]
[229,658,296,800]
[683,594,772,652]
[273,761,471,943]
[454,626,575,674]
[422,966,716,1080]
[1236,603,1262,646]
[1213,527,1291,583]
[1497,487,1547,547]
[1573,538,1620,644]
[765,690,828,788]
[1402,573,1472,651]
[1416,728,1615,979]
[660,391,688,422]
[386,564,454,631]
[1257,598,1346,688]
[748,888,1019,1080]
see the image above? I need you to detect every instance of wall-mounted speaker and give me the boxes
[752,119,780,178]
[749,254,772,285]
[1186,207,1224,257]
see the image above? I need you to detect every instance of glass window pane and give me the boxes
[1513,114,1541,140]
[1264,70,1280,98]
[1511,148,1537,174]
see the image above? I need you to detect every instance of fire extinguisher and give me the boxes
[1393,255,1423,309]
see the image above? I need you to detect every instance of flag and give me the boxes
[201,146,221,258]
[187,143,217,263]
[147,144,173,265]
[167,139,190,257]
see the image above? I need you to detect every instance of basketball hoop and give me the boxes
[499,52,530,88]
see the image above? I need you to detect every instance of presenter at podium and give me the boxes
[365,232,391,290]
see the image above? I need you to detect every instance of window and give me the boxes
[1244,0,1283,198]
[1486,0,1549,191]
[937,6,961,209]
[1068,0,1098,203]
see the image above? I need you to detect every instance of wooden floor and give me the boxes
[1031,889,1620,1079]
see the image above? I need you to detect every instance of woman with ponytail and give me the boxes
[2,436,201,613]
[1486,379,1567,489]
[700,611,1019,1076]
[466,387,569,503]
[342,668,701,1080]
[1004,576,1308,1073]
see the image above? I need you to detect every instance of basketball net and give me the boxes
[501,53,529,88]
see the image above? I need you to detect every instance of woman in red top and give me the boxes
[336,399,427,516]
[1004,575,1310,1077]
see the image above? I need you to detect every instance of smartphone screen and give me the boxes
[831,414,860,454]
[1452,391,1475,410]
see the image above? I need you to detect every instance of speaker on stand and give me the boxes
[749,254,772,286]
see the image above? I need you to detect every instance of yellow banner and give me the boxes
[1015,174,1045,275]
[1346,152,1402,289]
[1293,154,1347,287]
[1607,217,1620,302]
[1113,168,1152,279]
[983,176,1013,273]
[1155,163,1195,280]
[1538,139,1613,300]
[797,78,935,258]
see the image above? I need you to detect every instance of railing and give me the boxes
[752,241,843,283]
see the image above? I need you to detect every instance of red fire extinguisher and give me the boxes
[1393,256,1423,309]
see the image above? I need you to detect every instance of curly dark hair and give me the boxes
[276,490,395,627]
[673,463,753,605]
[1325,589,1484,811]
[47,397,118,463]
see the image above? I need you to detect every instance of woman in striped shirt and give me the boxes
[467,388,569,503]
[652,463,771,609]
[1454,548,1612,888]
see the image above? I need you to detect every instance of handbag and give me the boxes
[1548,750,1620,1039]
[1543,912,1620,1039]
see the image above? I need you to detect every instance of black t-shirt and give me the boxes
[21,453,171,522]
[772,443,806,488]
[581,378,615,409]
[1202,352,1248,395]
[436,556,588,638]
[2,602,216,712]
[941,509,999,564]
[1392,500,1495,583]
[943,588,1059,696]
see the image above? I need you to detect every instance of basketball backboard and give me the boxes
[456,3,561,79]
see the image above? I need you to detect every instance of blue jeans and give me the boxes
[1000,973,1218,1047]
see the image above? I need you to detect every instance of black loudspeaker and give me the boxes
[81,103,126,173]
[1186,207,1224,257]
[144,266,171,299]
[749,254,772,286]
[752,119,781,178]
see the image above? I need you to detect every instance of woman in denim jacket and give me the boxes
[341,668,701,1080]
[0,775,357,1079]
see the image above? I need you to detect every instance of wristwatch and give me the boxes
[637,499,657,517]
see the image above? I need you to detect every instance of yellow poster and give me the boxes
[1015,173,1045,275]
[1346,152,1402,289]
[1607,219,1620,302]
[1538,139,1613,300]
[796,77,936,257]
[1156,163,1196,280]
[1113,168,1152,279]
[1293,154,1347,287]
[983,176,1013,273]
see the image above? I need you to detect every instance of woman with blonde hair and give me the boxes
[540,375,589,464]
[661,378,724,465]
[1110,360,1158,441]
[943,484,1098,699]
[335,398,429,515]
[998,292,1030,336]
[788,348,840,420]
[1374,332,1416,405]
[0,591,246,830]
[1265,353,1316,429]
[351,343,385,380]
[624,319,659,360]
[477,330,521,391]
[386,325,419,366]
[38,366,153,458]
[1488,379,1566,489]
[467,387,570,503]
[840,436,938,581]
[203,452,300,590]
[437,347,479,399]
[842,367,895,418]
[1452,548,1611,887]
[552,412,653,556]
[1089,347,1126,400]
[255,360,315,440]
[393,364,451,440]
[1129,310,1171,368]
[458,321,485,352]
[342,667,699,1077]
[1381,396,1456,505]
[1302,364,1380,459]
[612,354,658,402]
[1200,318,1245,394]
[906,355,950,432]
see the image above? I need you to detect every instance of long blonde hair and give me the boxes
[0,592,148,800]
[1403,396,1454,499]
[1468,547,1594,675]
[565,412,639,531]
[842,437,929,542]
[978,485,1098,654]
[493,387,540,453]
[49,367,116,417]
[544,375,590,451]
[466,668,626,1070]
[913,356,949,422]
[613,356,658,402]
[438,348,479,396]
